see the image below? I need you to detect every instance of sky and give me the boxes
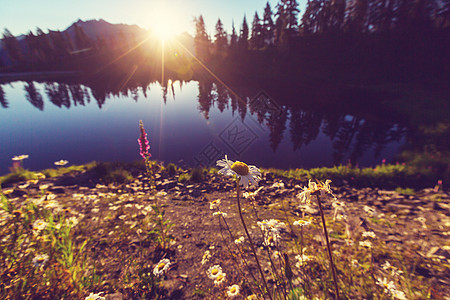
[0,0,306,38]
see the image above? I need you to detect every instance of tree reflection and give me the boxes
[197,81,213,119]
[5,76,411,167]
[45,82,71,108]
[289,109,322,151]
[24,81,44,110]
[0,85,7,108]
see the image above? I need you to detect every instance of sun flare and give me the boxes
[150,4,180,41]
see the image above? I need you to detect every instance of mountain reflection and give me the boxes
[0,76,408,166]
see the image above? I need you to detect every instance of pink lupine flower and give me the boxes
[138,120,151,160]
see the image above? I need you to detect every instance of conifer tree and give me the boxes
[262,2,275,45]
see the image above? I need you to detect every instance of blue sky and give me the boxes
[1,0,306,37]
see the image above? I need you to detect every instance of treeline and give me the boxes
[194,0,449,83]
[1,1,449,83]
[0,20,194,81]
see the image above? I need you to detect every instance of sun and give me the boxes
[150,4,180,41]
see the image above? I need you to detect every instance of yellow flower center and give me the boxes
[157,262,165,271]
[216,274,224,281]
[230,287,236,293]
[211,268,219,275]
[231,161,249,176]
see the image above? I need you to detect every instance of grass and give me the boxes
[0,157,447,299]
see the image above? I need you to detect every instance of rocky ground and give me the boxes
[1,167,449,299]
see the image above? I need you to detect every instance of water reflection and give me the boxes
[0,76,408,170]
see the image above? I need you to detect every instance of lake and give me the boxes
[0,79,406,175]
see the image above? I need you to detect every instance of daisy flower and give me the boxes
[359,240,372,248]
[54,160,68,166]
[234,236,245,245]
[85,292,105,300]
[32,254,49,267]
[213,272,226,285]
[216,155,261,188]
[153,258,171,277]
[213,211,227,217]
[362,231,376,239]
[297,179,334,204]
[207,264,223,279]
[209,199,221,210]
[227,284,240,298]
[12,154,29,161]
[293,219,312,227]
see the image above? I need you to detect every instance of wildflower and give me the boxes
[32,219,48,234]
[207,264,223,279]
[226,284,240,298]
[391,289,407,300]
[12,154,29,161]
[293,218,312,227]
[153,258,171,277]
[362,231,376,239]
[138,120,151,160]
[363,205,377,217]
[295,254,313,267]
[216,155,261,188]
[246,294,258,299]
[210,199,221,210]
[263,232,280,247]
[351,259,359,268]
[201,250,211,265]
[242,186,263,200]
[32,254,49,267]
[213,211,227,217]
[376,277,396,293]
[54,160,68,166]
[234,236,245,245]
[214,272,226,285]
[297,179,334,205]
[271,181,285,188]
[359,240,372,248]
[85,292,105,300]
[258,219,286,234]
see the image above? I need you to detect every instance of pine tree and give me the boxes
[194,15,211,61]
[250,12,264,49]
[2,28,24,65]
[230,20,238,51]
[239,15,249,51]
[214,18,228,54]
[262,2,275,45]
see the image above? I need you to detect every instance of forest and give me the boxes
[0,0,449,84]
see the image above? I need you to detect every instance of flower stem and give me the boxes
[316,194,340,300]
[236,181,273,300]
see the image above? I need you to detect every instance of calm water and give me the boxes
[0,80,405,175]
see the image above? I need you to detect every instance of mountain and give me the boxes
[64,19,148,42]
[0,19,195,69]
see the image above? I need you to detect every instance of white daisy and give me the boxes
[32,254,49,267]
[362,231,376,239]
[153,258,171,277]
[227,284,240,298]
[207,264,223,279]
[234,236,245,245]
[85,292,105,300]
[216,155,261,188]
[12,154,29,161]
[214,272,226,285]
[293,219,312,227]
[54,160,69,166]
